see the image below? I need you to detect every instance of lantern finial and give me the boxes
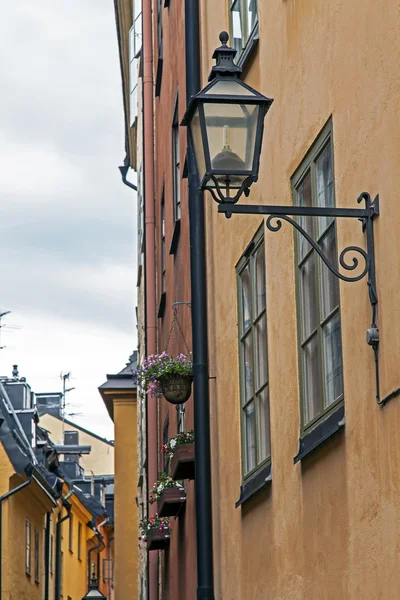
[209,32,242,81]
[219,31,229,45]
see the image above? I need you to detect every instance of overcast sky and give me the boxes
[0,2,137,440]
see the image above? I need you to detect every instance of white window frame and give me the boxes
[237,228,271,478]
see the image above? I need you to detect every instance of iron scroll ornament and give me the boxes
[265,214,369,284]
[217,192,400,406]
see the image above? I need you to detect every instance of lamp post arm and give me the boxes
[219,192,386,406]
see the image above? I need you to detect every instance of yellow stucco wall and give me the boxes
[201,1,400,599]
[113,395,138,600]
[39,413,114,475]
[60,495,93,600]
[0,444,56,600]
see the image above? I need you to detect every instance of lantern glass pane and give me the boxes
[189,108,207,180]
[205,79,257,96]
[204,102,259,187]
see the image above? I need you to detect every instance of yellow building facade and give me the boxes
[0,450,57,600]
[39,414,114,476]
[99,357,138,600]
[59,491,93,600]
[197,1,400,599]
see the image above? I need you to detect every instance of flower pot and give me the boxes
[159,373,193,404]
[147,526,170,551]
[157,487,186,517]
[171,443,195,481]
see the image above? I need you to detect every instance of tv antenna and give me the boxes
[0,311,11,350]
[60,371,76,436]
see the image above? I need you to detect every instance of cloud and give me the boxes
[0,1,138,437]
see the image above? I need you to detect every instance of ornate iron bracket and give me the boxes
[218,192,388,405]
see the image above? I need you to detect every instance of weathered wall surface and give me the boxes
[201,1,400,599]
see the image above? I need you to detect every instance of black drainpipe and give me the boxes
[55,502,71,600]
[87,529,103,587]
[44,512,51,600]
[185,0,215,598]
[0,473,33,600]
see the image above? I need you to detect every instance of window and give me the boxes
[161,194,166,294]
[102,558,114,583]
[69,514,73,552]
[34,528,39,582]
[177,403,185,434]
[292,122,343,431]
[137,165,144,267]
[50,535,54,574]
[129,33,139,126]
[172,100,181,222]
[162,418,169,471]
[237,228,270,477]
[155,0,163,95]
[229,0,258,58]
[26,519,31,575]
[78,523,82,560]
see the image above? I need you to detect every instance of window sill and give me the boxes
[237,24,259,72]
[235,461,272,508]
[169,220,181,255]
[293,403,345,464]
[158,292,166,319]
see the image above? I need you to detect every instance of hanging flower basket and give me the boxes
[133,352,193,405]
[159,373,193,404]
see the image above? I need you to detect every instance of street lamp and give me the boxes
[183,33,384,405]
[81,578,107,600]
[182,31,273,205]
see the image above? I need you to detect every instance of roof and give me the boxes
[39,413,114,447]
[98,352,137,421]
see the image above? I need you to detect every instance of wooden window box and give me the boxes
[147,527,170,551]
[157,487,186,517]
[171,443,195,481]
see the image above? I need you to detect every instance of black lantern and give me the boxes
[82,578,107,600]
[182,31,273,204]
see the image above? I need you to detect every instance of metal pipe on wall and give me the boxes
[142,0,158,595]
[44,512,51,600]
[185,0,215,598]
[55,504,71,600]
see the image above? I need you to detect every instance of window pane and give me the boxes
[316,142,334,236]
[240,264,251,333]
[173,122,181,221]
[303,335,323,424]
[247,0,258,35]
[255,314,267,390]
[319,227,340,320]
[254,242,266,316]
[256,386,270,461]
[299,253,318,341]
[322,313,343,406]
[231,0,243,55]
[244,402,256,473]
[242,332,254,402]
[297,170,314,259]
